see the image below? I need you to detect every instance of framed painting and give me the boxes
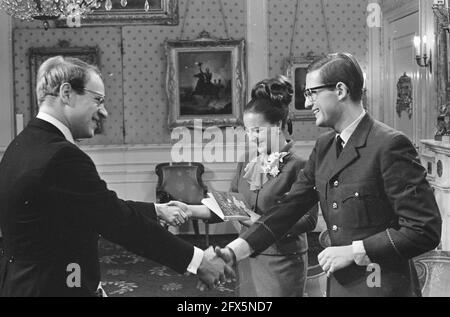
[29,43,101,131]
[165,33,246,129]
[285,53,323,121]
[56,0,178,27]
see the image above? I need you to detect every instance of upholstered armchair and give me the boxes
[155,162,211,246]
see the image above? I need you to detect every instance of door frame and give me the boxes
[382,0,420,144]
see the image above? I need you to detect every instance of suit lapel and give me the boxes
[329,113,374,180]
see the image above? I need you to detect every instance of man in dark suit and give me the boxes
[0,56,232,297]
[216,53,442,296]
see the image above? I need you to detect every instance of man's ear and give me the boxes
[336,82,349,100]
[59,83,72,106]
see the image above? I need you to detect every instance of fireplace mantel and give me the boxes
[421,140,450,251]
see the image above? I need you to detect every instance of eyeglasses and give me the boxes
[303,83,337,102]
[83,88,105,107]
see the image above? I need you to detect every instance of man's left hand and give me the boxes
[318,245,354,277]
[238,210,261,227]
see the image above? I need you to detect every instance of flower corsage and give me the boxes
[261,152,289,177]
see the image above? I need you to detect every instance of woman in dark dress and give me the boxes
[230,76,318,297]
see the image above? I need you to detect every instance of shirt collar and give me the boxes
[337,110,366,147]
[36,112,75,144]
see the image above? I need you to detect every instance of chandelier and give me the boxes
[0,0,152,28]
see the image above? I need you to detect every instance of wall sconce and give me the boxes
[414,35,432,73]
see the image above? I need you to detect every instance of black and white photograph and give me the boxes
[0,0,449,302]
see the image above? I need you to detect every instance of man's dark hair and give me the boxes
[308,52,364,102]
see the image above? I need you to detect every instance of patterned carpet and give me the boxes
[2,235,448,296]
[98,233,325,297]
[98,235,238,297]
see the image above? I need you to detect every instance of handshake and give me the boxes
[155,201,193,227]
[155,201,237,290]
[155,200,213,227]
[196,245,237,291]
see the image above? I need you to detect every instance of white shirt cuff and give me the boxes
[186,247,204,274]
[154,203,166,218]
[226,238,253,262]
[352,240,372,266]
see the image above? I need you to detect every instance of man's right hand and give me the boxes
[197,246,236,291]
[215,246,236,266]
[197,246,235,290]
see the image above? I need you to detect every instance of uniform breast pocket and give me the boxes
[340,183,382,228]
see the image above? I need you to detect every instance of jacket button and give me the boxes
[333,180,339,187]
[24,200,29,205]
[354,192,360,198]
[332,225,338,231]
[332,202,338,209]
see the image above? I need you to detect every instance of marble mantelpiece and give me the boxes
[421,140,450,251]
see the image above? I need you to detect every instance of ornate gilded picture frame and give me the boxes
[285,53,323,121]
[56,0,178,27]
[165,33,246,129]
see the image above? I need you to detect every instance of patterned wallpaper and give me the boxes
[268,0,369,140]
[13,0,370,145]
[122,0,246,144]
[13,0,246,145]
[13,27,125,145]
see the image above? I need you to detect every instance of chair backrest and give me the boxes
[155,162,208,204]
[414,250,450,297]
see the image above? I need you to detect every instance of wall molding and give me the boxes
[0,141,316,234]
[1,141,315,192]
[80,141,315,185]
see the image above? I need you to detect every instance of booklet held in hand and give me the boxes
[201,191,251,221]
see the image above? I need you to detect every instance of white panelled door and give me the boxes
[385,9,421,145]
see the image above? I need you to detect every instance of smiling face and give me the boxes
[67,70,108,139]
[243,112,281,154]
[305,70,342,129]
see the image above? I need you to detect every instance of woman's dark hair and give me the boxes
[308,52,364,102]
[244,75,293,134]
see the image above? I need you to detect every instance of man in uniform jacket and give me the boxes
[217,53,442,297]
[0,56,231,297]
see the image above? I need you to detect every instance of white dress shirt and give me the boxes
[227,109,372,266]
[37,112,76,144]
[36,111,204,274]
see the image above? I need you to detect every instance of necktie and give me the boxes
[336,135,344,158]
